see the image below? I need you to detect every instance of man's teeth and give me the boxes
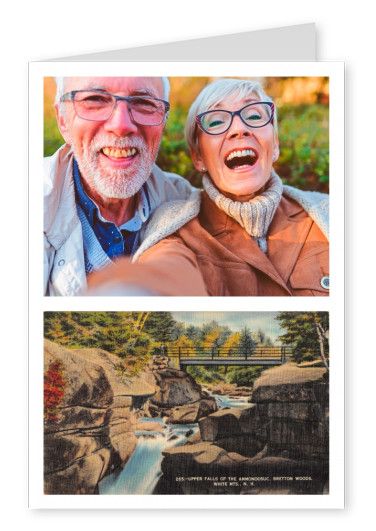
[226,149,257,162]
[102,147,137,158]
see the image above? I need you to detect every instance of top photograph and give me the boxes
[44,75,329,297]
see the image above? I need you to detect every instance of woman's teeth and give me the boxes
[225,149,258,169]
[102,147,137,158]
[226,149,257,161]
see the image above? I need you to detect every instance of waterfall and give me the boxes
[98,421,198,495]
[99,393,249,495]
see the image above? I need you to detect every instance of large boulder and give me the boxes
[155,442,327,495]
[199,405,259,441]
[155,363,329,495]
[44,340,139,494]
[252,364,328,405]
[252,364,329,459]
[72,346,157,399]
[148,368,217,423]
[161,396,218,425]
[151,369,202,407]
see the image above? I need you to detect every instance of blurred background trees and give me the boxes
[44,76,329,193]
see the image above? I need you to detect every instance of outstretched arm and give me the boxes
[86,237,208,296]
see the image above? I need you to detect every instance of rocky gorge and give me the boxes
[44,340,329,495]
[43,340,216,494]
[155,363,329,495]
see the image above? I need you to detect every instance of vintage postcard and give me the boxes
[43,311,329,496]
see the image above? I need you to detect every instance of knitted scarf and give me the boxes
[202,170,283,253]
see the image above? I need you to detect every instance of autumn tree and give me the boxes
[221,332,241,356]
[170,335,195,356]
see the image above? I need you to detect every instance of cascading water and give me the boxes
[213,394,250,409]
[98,418,198,495]
[98,393,249,495]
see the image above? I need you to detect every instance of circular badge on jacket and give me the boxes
[320,276,329,289]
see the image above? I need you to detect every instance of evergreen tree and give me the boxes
[256,328,266,344]
[239,327,257,357]
[170,321,186,341]
[141,312,176,343]
[276,312,329,363]
[185,325,201,344]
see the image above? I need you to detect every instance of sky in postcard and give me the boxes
[172,311,283,343]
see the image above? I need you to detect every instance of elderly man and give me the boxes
[44,76,196,296]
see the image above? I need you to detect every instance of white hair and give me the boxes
[54,76,170,103]
[185,78,278,154]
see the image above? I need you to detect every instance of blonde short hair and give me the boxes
[185,78,278,154]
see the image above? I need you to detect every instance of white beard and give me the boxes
[70,133,160,199]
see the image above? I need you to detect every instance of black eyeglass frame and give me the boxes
[60,90,170,125]
[195,101,275,135]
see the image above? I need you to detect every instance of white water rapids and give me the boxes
[98,394,249,495]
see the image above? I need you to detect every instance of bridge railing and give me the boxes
[161,345,295,362]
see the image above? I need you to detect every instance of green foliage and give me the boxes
[227,366,265,387]
[276,311,329,363]
[141,312,176,343]
[44,113,65,157]
[185,325,201,343]
[156,108,200,187]
[186,365,225,385]
[275,104,329,192]
[239,327,257,355]
[44,312,151,375]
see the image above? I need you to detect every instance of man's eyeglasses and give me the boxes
[60,90,170,126]
[195,102,275,135]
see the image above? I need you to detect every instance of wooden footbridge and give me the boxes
[165,346,295,370]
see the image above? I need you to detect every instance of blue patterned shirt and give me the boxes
[73,160,150,260]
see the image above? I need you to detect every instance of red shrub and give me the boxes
[44,360,66,423]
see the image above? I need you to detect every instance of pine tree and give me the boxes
[141,312,176,343]
[276,312,329,363]
[239,327,257,357]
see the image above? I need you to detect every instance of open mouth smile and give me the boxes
[101,147,138,159]
[224,148,259,170]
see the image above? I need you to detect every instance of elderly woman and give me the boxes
[88,79,329,296]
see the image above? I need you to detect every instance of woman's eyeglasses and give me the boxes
[196,102,274,135]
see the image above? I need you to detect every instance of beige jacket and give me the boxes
[44,144,199,296]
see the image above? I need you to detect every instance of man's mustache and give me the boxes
[89,135,147,153]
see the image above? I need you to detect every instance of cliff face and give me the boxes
[155,364,329,495]
[43,343,216,494]
[44,340,145,494]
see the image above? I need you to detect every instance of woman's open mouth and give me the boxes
[225,148,259,170]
